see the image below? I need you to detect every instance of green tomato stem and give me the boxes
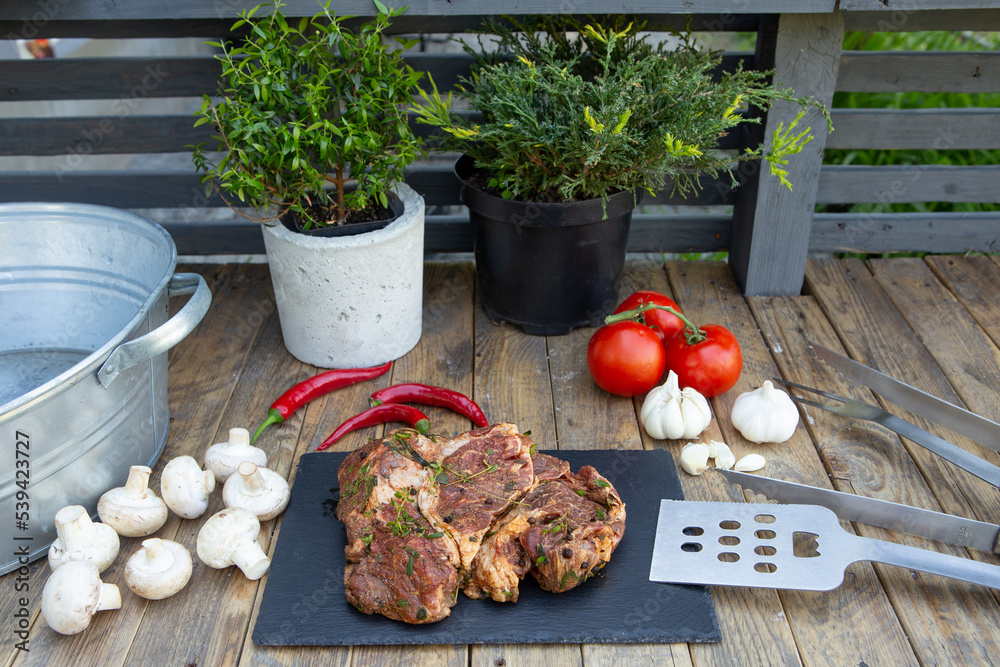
[604,303,706,344]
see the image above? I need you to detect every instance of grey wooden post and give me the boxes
[729,11,843,296]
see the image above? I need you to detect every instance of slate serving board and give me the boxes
[253,448,720,646]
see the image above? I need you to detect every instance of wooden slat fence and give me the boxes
[1,2,998,294]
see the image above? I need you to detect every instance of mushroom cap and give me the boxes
[196,507,270,579]
[47,505,120,573]
[160,455,216,520]
[222,462,290,521]
[41,560,121,635]
[125,538,193,600]
[97,466,169,537]
[204,428,268,483]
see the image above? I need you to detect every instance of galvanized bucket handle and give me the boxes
[97,273,212,388]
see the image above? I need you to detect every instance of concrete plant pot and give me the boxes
[260,183,424,368]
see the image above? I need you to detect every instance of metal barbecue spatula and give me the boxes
[649,499,1000,591]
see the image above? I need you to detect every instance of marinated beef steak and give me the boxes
[420,423,534,569]
[464,463,625,602]
[338,429,461,624]
[336,424,626,623]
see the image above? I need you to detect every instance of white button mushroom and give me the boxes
[47,505,120,573]
[41,560,121,635]
[204,427,267,483]
[97,465,169,537]
[222,461,290,521]
[160,455,216,520]
[124,538,193,600]
[196,507,271,580]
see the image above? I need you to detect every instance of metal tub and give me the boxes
[0,203,211,574]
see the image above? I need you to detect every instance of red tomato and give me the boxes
[614,290,685,343]
[587,321,666,397]
[663,324,742,397]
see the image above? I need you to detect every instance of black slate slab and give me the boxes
[253,448,720,646]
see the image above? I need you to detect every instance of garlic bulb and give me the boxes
[734,453,766,472]
[730,380,799,443]
[679,443,711,476]
[640,371,712,440]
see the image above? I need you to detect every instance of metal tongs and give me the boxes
[772,344,1000,488]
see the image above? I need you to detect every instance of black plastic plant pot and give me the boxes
[456,155,640,336]
[280,191,403,237]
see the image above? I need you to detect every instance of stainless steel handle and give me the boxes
[861,534,1000,590]
[97,273,212,388]
[879,413,1000,488]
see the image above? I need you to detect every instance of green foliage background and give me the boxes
[820,30,1000,215]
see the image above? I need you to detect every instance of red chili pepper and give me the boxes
[250,361,392,444]
[316,404,430,451]
[369,383,489,428]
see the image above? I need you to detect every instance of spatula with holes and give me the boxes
[649,500,1000,590]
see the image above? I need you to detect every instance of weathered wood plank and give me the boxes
[866,257,1000,496]
[729,12,842,297]
[0,57,219,103]
[0,14,765,40]
[804,257,1000,664]
[747,295,920,666]
[837,51,1000,94]
[157,211,731,258]
[660,261,804,667]
[817,165,1000,205]
[0,1,832,22]
[0,168,733,209]
[0,117,213,157]
[926,255,1000,351]
[841,0,1000,12]
[805,258,1000,531]
[553,261,694,667]
[808,211,1000,255]
[824,109,1000,151]
[841,8,1000,31]
[0,53,754,104]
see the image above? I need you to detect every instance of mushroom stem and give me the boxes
[231,539,270,580]
[55,506,92,552]
[124,465,153,496]
[202,470,217,493]
[140,538,175,574]
[230,427,251,448]
[97,583,122,612]
[238,462,267,497]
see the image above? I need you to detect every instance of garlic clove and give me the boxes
[679,442,711,476]
[733,453,766,472]
[712,441,737,470]
[730,380,799,444]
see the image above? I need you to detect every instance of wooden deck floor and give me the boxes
[5,255,1000,666]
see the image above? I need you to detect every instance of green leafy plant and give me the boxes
[413,16,831,203]
[192,0,424,229]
